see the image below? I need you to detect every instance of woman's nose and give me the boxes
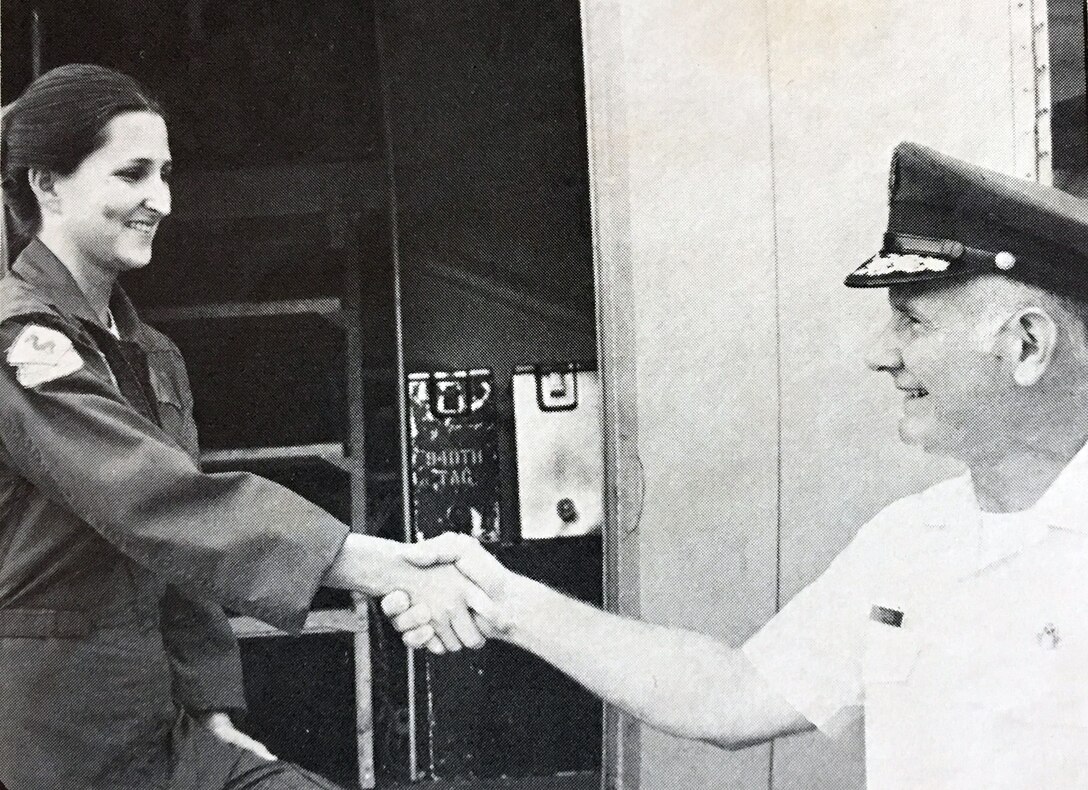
[143,178,171,216]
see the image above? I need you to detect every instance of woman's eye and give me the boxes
[116,169,142,182]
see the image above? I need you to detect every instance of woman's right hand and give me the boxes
[324,533,497,652]
[383,533,519,651]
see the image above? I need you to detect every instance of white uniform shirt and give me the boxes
[743,446,1088,789]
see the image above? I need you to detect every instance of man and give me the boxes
[384,142,1088,788]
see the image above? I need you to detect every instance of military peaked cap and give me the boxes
[845,142,1088,296]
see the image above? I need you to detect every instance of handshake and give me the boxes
[378,533,519,654]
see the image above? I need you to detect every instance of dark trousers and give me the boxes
[170,713,350,790]
[222,754,348,790]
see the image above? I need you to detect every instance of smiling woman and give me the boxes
[0,63,488,790]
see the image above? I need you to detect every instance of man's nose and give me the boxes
[865,325,903,372]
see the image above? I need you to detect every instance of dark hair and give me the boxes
[2,64,164,244]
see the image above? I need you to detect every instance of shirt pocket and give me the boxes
[147,360,199,458]
[863,618,922,685]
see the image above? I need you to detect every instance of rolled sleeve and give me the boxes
[0,318,350,633]
[742,523,883,737]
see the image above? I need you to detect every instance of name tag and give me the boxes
[871,605,904,628]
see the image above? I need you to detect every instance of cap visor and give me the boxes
[844,253,979,288]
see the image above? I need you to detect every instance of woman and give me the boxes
[0,64,489,790]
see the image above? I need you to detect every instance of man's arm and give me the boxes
[383,535,813,750]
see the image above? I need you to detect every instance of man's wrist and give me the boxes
[496,573,543,646]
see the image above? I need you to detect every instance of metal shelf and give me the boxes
[230,608,367,639]
[145,297,345,324]
[201,442,356,473]
[200,443,399,483]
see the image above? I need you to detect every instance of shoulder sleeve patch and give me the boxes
[5,324,84,387]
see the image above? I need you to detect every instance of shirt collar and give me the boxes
[11,237,141,339]
[967,439,1088,534]
[1020,440,1088,533]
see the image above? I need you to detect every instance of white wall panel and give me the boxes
[767,2,1016,788]
[619,2,780,787]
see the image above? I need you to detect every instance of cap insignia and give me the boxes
[854,254,951,278]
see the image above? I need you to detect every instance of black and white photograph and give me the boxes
[0,2,1086,789]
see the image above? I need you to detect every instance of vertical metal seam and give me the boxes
[761,0,785,788]
[345,257,376,788]
[372,2,420,781]
[31,8,42,79]
[580,2,641,788]
[1029,0,1054,183]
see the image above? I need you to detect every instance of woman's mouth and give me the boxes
[903,387,928,400]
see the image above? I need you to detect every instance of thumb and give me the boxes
[462,583,508,631]
[472,611,510,638]
[453,542,506,592]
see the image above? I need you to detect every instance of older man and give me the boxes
[385,143,1088,788]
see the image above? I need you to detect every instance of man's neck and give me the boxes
[35,231,116,323]
[969,436,1088,513]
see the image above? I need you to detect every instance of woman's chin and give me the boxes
[111,249,154,272]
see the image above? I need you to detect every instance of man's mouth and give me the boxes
[124,219,157,234]
[901,387,928,400]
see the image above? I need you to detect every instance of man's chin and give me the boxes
[897,419,939,454]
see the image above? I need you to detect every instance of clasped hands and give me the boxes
[380,533,513,654]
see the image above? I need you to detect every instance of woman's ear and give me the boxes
[1008,307,1059,387]
[27,168,60,216]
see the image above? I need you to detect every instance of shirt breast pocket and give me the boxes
[863,619,922,685]
[148,362,199,459]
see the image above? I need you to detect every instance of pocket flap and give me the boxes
[150,368,183,409]
[0,608,92,638]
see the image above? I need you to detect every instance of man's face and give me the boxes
[866,277,1015,461]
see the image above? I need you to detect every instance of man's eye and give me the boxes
[896,313,923,331]
[116,169,142,182]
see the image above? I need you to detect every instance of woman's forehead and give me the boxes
[91,111,170,162]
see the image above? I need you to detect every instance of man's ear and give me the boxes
[27,168,61,215]
[1006,307,1059,386]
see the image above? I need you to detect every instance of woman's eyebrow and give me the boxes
[116,157,172,167]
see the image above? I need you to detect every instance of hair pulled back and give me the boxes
[2,64,164,245]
